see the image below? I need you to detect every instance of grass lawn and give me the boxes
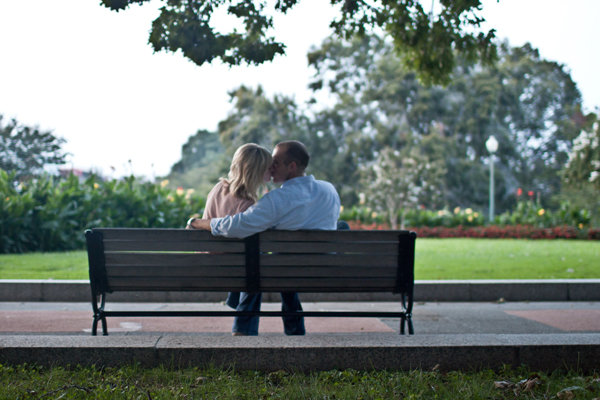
[0,251,87,280]
[416,238,600,280]
[0,239,599,280]
[1,364,598,399]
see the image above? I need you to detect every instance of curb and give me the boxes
[1,334,599,372]
[2,279,599,302]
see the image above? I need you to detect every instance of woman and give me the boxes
[200,143,271,221]
[187,143,272,336]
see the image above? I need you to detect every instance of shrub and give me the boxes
[340,205,386,225]
[0,170,205,253]
[494,199,591,228]
[588,228,600,240]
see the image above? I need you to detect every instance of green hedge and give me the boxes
[0,170,204,253]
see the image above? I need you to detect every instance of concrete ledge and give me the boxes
[2,279,599,302]
[1,334,598,372]
[414,279,600,301]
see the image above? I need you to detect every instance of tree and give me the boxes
[563,115,599,190]
[217,85,309,153]
[307,34,585,212]
[0,115,68,180]
[169,129,224,174]
[100,0,497,84]
[559,114,600,226]
[362,140,446,229]
[308,34,437,205]
[452,43,584,205]
[165,129,227,194]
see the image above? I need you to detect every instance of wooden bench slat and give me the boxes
[105,253,397,267]
[97,228,241,242]
[260,230,403,241]
[108,286,246,292]
[103,240,246,252]
[105,253,245,267]
[108,278,395,291]
[260,265,396,278]
[104,241,398,254]
[105,265,394,279]
[105,265,246,278]
[292,287,398,292]
[260,241,398,254]
[108,277,246,291]
[260,277,396,289]
[260,254,397,267]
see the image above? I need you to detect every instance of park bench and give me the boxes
[85,228,417,336]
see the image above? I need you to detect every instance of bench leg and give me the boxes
[399,314,414,335]
[400,292,414,335]
[91,292,108,336]
[407,314,414,335]
[92,316,98,336]
[101,316,108,336]
[91,314,108,336]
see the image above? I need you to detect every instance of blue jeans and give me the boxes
[226,291,305,335]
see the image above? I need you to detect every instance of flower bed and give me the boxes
[346,221,600,240]
[411,225,581,239]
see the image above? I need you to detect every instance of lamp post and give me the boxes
[485,135,498,223]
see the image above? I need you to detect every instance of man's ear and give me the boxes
[288,161,297,174]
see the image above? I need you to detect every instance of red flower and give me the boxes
[517,188,523,196]
[528,190,534,197]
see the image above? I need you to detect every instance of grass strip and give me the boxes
[0,239,599,280]
[1,364,598,399]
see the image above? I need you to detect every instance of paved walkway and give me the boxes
[2,301,600,335]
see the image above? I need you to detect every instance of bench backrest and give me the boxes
[85,228,416,294]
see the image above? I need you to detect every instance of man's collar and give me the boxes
[281,174,312,187]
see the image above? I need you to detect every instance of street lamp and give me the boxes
[485,135,498,223]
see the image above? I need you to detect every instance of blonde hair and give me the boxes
[225,143,272,202]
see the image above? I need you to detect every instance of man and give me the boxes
[188,140,341,335]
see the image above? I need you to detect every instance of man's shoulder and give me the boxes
[314,177,335,187]
[270,175,338,198]
[312,177,339,194]
[292,175,335,188]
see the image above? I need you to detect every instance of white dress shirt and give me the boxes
[210,175,341,238]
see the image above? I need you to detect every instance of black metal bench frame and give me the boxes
[85,228,416,336]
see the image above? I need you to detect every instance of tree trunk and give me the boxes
[399,209,406,230]
[389,209,398,230]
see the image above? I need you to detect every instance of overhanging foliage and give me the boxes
[100,0,498,84]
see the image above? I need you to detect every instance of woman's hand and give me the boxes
[186,218,211,231]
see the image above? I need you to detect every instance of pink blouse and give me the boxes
[202,180,254,219]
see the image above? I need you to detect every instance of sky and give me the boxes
[1,0,598,180]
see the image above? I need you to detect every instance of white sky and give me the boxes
[0,0,598,179]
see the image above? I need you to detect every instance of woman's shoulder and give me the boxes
[207,179,229,196]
